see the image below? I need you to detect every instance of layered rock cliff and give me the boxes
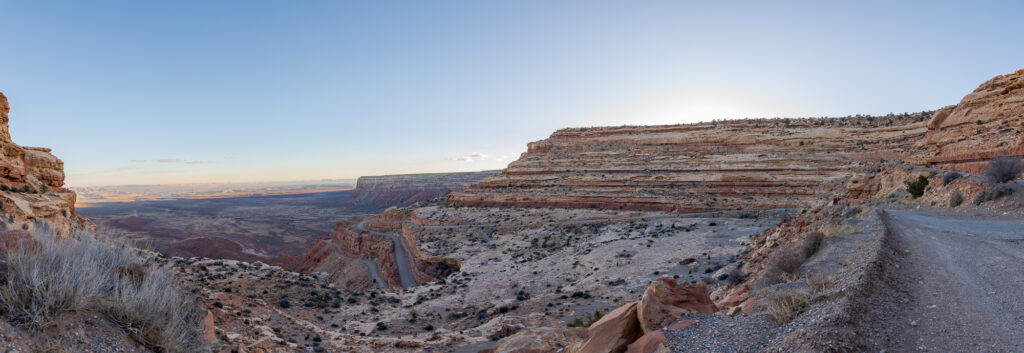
[448,115,930,212]
[449,69,1024,212]
[347,171,500,208]
[0,92,92,234]
[913,69,1024,172]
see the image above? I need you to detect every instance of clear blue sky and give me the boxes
[1,1,1021,186]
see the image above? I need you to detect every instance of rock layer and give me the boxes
[0,92,91,234]
[449,69,1024,212]
[449,115,930,212]
[347,171,500,208]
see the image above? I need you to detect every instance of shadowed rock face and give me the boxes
[449,69,1024,213]
[0,92,92,235]
[347,171,500,208]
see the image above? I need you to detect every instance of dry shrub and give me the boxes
[806,273,837,296]
[798,231,824,260]
[106,267,205,353]
[949,191,963,207]
[984,155,1023,185]
[767,232,824,275]
[765,290,810,324]
[0,224,205,352]
[0,226,134,329]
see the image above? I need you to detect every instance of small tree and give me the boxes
[985,155,1023,184]
[906,175,929,198]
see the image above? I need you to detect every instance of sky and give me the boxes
[1,1,1022,186]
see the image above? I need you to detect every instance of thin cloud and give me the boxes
[157,158,182,163]
[129,159,147,163]
[223,156,238,160]
[186,160,212,164]
[458,153,489,162]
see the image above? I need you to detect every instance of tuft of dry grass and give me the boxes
[105,267,205,353]
[806,273,837,296]
[765,290,811,324]
[0,224,205,352]
[0,226,134,329]
[820,223,851,238]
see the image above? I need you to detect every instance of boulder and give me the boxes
[579,302,642,353]
[637,278,718,333]
[492,326,587,353]
[625,331,667,353]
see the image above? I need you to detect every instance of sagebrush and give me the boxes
[0,225,205,352]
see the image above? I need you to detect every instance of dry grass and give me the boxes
[765,290,811,324]
[0,226,134,329]
[806,273,837,296]
[0,224,205,352]
[820,223,851,237]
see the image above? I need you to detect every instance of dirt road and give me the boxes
[356,219,416,288]
[879,209,1024,352]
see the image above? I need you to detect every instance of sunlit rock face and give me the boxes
[0,92,93,235]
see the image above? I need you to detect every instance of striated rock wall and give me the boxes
[450,69,1024,212]
[913,69,1024,173]
[0,92,92,235]
[347,171,500,208]
[449,116,930,212]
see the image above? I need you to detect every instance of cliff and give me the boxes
[449,69,1024,212]
[347,171,500,208]
[914,69,1024,172]
[0,92,92,234]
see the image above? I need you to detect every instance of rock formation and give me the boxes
[449,69,1024,213]
[347,171,500,208]
[913,69,1024,172]
[0,92,91,234]
[449,114,930,212]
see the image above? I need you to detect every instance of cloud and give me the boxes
[129,160,147,163]
[186,160,212,164]
[223,156,238,160]
[458,153,489,162]
[157,159,182,163]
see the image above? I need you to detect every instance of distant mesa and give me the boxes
[346,170,500,208]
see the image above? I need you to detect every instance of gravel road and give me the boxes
[880,209,1024,352]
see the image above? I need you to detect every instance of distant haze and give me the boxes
[1,1,1021,186]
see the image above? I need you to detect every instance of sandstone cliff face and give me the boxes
[914,69,1024,173]
[449,69,1024,212]
[347,171,500,208]
[0,92,91,234]
[449,115,929,212]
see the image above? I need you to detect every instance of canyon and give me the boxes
[0,69,1022,353]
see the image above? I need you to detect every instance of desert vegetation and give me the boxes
[905,175,929,198]
[984,155,1023,184]
[0,225,205,352]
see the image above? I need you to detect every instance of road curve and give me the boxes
[356,219,416,288]
[879,209,1024,352]
[324,238,387,289]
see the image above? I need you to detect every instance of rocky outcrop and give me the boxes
[914,69,1024,173]
[347,171,500,208]
[0,92,91,235]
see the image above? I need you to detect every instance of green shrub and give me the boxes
[905,175,929,198]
